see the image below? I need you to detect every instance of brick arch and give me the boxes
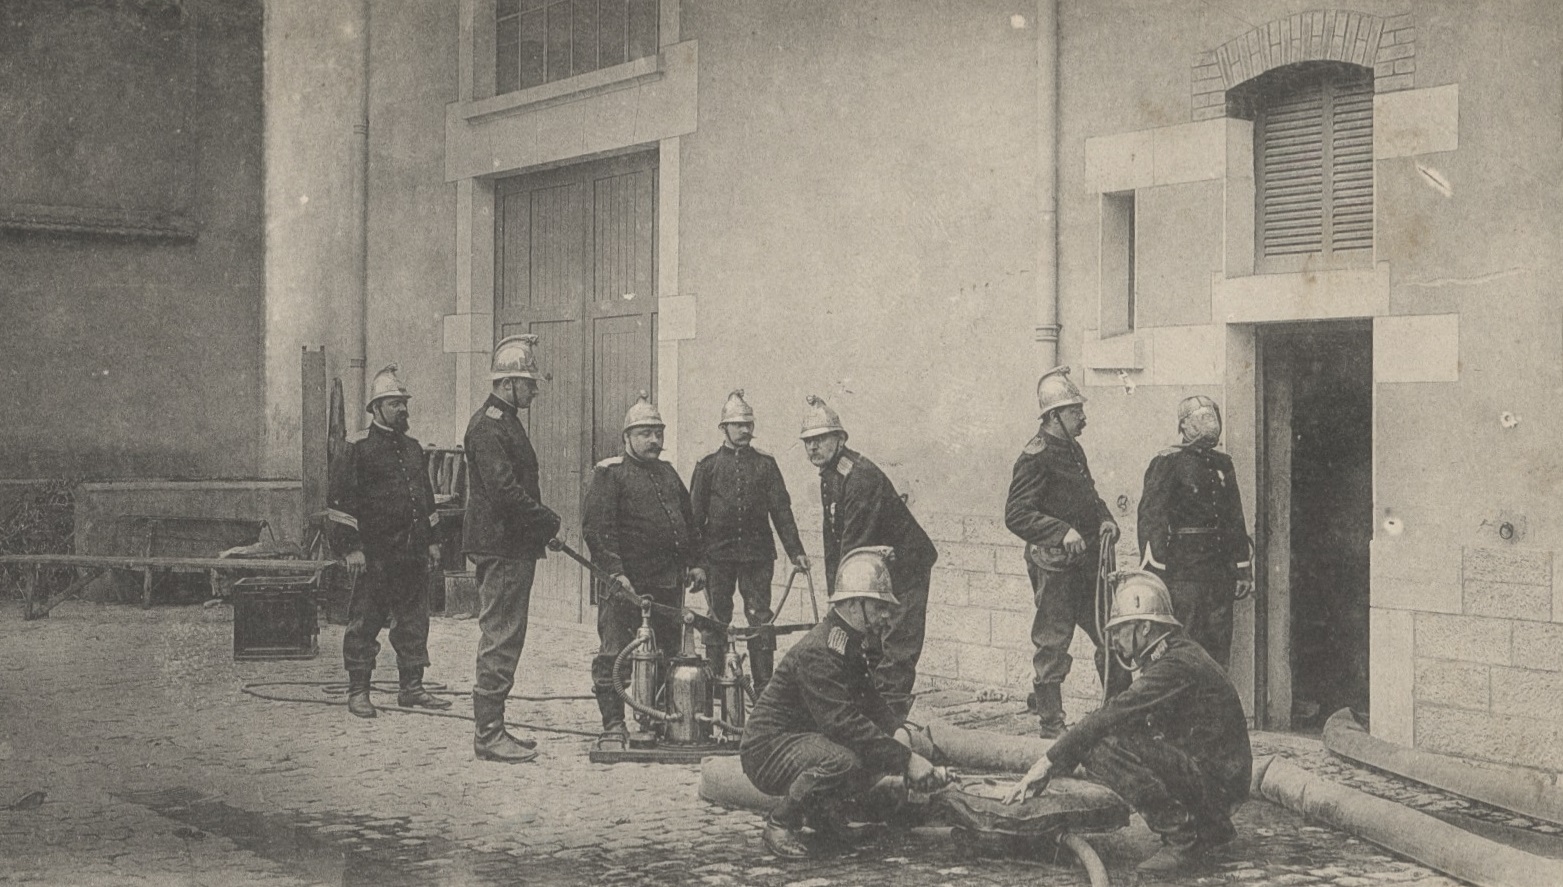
[1190,10,1416,120]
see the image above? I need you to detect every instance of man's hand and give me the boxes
[1062,527,1086,556]
[1099,521,1120,546]
[1003,757,1056,804]
[687,567,708,593]
[427,544,442,569]
[1235,564,1256,601]
[791,554,811,572]
[613,573,635,596]
[344,550,366,579]
[905,753,942,792]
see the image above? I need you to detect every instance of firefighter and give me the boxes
[740,546,945,858]
[328,364,448,720]
[582,392,707,746]
[463,334,561,764]
[799,395,938,721]
[1003,366,1121,738]
[691,390,809,693]
[1005,570,1252,875]
[1137,395,1254,668]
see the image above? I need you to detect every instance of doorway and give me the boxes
[1256,321,1373,732]
[493,151,659,621]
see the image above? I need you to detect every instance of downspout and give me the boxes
[1035,0,1060,365]
[348,0,371,424]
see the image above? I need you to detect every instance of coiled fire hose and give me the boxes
[610,634,673,723]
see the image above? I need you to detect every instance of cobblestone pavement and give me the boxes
[0,601,1473,886]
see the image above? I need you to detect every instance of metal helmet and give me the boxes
[365,364,410,412]
[719,389,755,426]
[1177,395,1223,447]
[622,391,665,432]
[828,546,899,606]
[798,395,847,440]
[1177,395,1220,425]
[490,334,546,382]
[1104,570,1182,630]
[1035,365,1086,418]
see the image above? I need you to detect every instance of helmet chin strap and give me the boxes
[1114,624,1173,672]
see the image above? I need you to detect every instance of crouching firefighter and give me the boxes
[740,546,945,858]
[691,390,809,695]
[328,364,449,719]
[1006,570,1252,875]
[582,393,707,748]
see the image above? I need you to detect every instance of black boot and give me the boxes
[1034,682,1065,739]
[347,670,376,719]
[472,693,538,763]
[748,644,775,697]
[705,640,728,677]
[397,667,452,709]
[594,685,627,748]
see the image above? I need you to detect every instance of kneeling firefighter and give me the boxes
[1006,570,1252,875]
[740,546,944,858]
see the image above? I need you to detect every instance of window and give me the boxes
[1100,191,1135,336]
[497,0,660,95]
[1234,62,1373,272]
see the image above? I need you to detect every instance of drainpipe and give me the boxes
[1035,0,1061,366]
[348,0,371,424]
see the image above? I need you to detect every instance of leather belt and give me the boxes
[1170,527,1223,535]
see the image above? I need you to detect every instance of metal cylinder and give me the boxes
[717,648,746,733]
[629,618,661,732]
[663,655,714,745]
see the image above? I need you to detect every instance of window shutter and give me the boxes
[1255,66,1374,269]
[1328,79,1375,254]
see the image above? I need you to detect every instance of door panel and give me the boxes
[493,150,657,623]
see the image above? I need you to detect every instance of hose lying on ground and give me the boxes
[239,680,600,738]
[1252,755,1563,887]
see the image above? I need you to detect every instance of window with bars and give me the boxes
[1235,62,1374,273]
[497,0,659,95]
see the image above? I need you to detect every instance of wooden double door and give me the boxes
[494,151,658,621]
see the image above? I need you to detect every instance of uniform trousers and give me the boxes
[1028,558,1122,693]
[741,733,882,828]
[1080,730,1243,847]
[343,552,430,673]
[471,555,538,703]
[591,578,684,692]
[701,560,775,646]
[875,559,932,720]
[1165,575,1235,669]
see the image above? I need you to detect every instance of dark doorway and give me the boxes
[1257,321,1372,732]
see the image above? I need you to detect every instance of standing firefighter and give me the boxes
[463,334,561,764]
[1004,366,1121,738]
[799,395,938,720]
[1137,395,1253,668]
[1006,571,1252,875]
[691,390,808,692]
[741,546,944,858]
[583,393,707,747]
[328,364,448,719]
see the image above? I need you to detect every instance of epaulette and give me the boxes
[835,455,855,477]
[827,626,850,656]
[485,406,505,420]
[346,429,370,443]
[1021,434,1047,455]
[1158,446,1181,457]
[595,456,624,469]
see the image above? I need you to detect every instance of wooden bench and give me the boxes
[1,554,336,620]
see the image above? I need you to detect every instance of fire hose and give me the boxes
[1093,533,1118,706]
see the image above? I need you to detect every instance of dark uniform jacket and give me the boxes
[583,452,702,588]
[1046,633,1252,804]
[1137,444,1251,580]
[461,394,560,560]
[328,423,438,560]
[818,447,937,591]
[1004,429,1115,572]
[741,610,911,775]
[691,443,805,564]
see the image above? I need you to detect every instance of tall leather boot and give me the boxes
[472,693,538,763]
[1034,682,1065,739]
[347,670,376,719]
[705,640,728,677]
[747,644,775,697]
[594,685,627,748]
[397,666,452,709]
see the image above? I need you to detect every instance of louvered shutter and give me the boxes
[1256,68,1374,270]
